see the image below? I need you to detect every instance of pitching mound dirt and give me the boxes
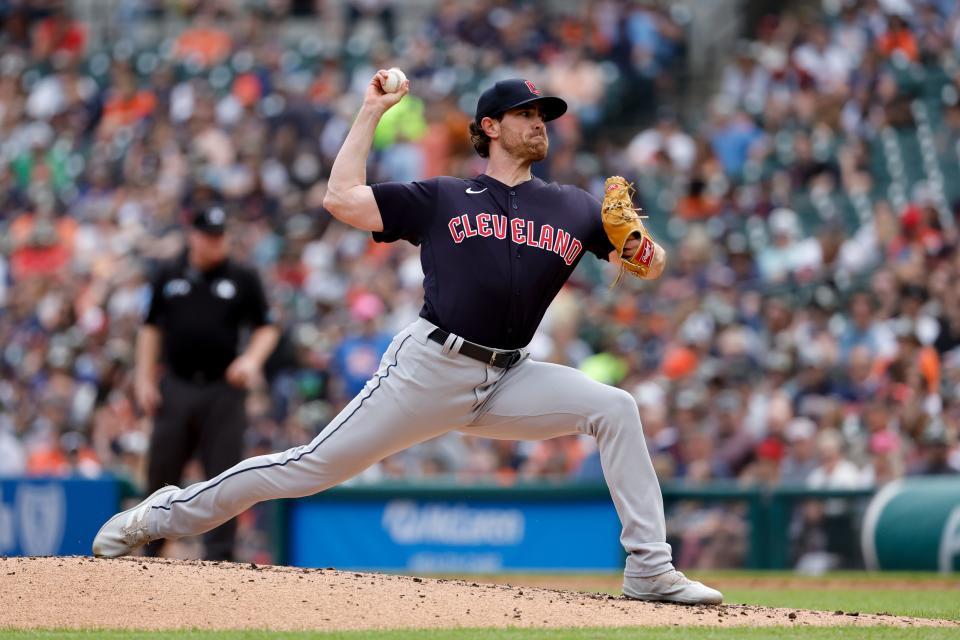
[1,556,955,631]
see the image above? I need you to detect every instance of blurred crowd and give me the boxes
[619,0,960,570]
[1,0,959,562]
[626,0,960,489]
[0,0,688,484]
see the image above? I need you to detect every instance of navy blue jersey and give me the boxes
[372,173,613,349]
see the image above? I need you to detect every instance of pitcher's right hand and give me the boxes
[363,69,409,115]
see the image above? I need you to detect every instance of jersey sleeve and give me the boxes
[370,178,439,245]
[143,265,167,326]
[583,190,615,260]
[242,268,271,328]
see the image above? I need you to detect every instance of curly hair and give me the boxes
[469,115,502,158]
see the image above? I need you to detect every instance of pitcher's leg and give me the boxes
[148,334,449,542]
[467,360,673,577]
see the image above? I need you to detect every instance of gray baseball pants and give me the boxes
[147,317,674,577]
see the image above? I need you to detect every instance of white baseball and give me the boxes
[382,67,406,94]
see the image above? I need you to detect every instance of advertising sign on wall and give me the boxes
[287,488,625,571]
[0,478,118,556]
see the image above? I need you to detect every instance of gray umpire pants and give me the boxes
[147,317,674,577]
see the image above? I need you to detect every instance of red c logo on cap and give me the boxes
[524,81,541,95]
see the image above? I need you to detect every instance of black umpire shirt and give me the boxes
[372,173,614,350]
[145,251,271,382]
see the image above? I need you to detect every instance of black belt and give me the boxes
[428,328,523,369]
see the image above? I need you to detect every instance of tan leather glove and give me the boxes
[601,175,665,284]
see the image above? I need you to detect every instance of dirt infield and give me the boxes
[1,556,956,631]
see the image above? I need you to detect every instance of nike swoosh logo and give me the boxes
[465,187,487,194]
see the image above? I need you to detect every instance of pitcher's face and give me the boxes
[496,104,549,162]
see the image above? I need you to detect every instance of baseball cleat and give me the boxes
[92,485,179,558]
[623,570,723,605]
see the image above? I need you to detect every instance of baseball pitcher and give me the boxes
[93,71,722,605]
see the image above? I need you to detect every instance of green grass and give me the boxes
[1,631,959,640]
[690,570,957,581]
[445,571,960,621]
[722,588,960,621]
[680,571,960,621]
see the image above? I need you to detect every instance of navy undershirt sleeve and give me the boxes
[371,178,440,245]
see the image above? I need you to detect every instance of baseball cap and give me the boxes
[191,205,227,235]
[474,79,567,125]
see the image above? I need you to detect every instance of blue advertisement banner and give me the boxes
[0,478,118,556]
[288,498,624,571]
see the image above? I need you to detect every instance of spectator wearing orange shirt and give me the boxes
[877,15,918,62]
[675,177,721,220]
[877,314,941,409]
[100,68,156,135]
[27,430,101,478]
[9,193,77,279]
[173,14,233,68]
